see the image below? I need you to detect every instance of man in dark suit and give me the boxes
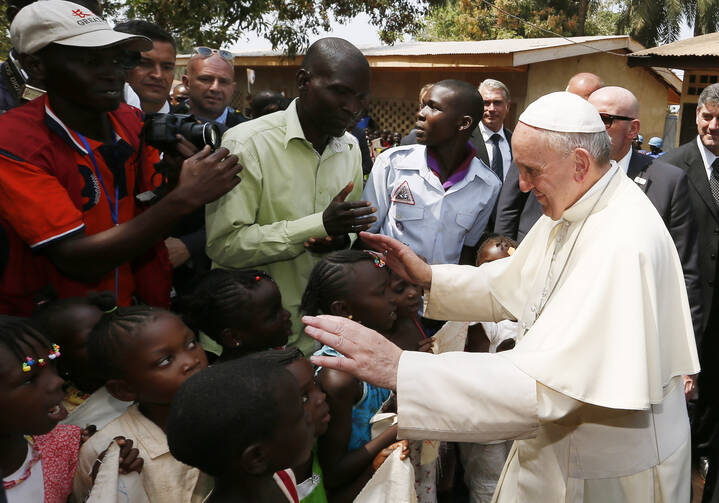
[496,86,703,344]
[470,78,512,181]
[662,83,719,503]
[183,50,246,128]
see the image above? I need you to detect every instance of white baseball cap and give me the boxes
[519,91,606,133]
[11,0,153,55]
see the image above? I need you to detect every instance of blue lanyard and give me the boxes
[74,132,120,298]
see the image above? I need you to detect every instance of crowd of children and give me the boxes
[1,234,518,503]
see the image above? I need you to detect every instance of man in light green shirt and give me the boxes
[206,38,376,354]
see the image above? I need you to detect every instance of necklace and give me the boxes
[3,436,41,490]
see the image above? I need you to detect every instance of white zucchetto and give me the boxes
[519,91,606,133]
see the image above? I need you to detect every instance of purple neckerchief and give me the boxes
[426,142,478,190]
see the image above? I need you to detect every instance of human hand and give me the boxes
[322,182,376,236]
[417,336,435,354]
[359,232,432,289]
[164,237,191,268]
[303,234,350,254]
[305,315,402,392]
[683,374,697,401]
[372,440,409,472]
[80,425,97,446]
[172,146,242,209]
[158,135,201,188]
[91,437,143,482]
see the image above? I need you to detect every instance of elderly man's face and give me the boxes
[126,40,176,112]
[696,102,719,155]
[512,122,581,220]
[480,88,509,133]
[183,55,236,120]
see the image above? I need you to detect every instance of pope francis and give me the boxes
[304,91,700,502]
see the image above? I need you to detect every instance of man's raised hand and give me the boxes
[322,182,377,236]
[305,315,402,392]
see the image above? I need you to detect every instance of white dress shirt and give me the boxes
[616,147,632,174]
[697,135,718,181]
[479,122,511,181]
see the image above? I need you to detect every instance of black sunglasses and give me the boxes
[599,113,635,128]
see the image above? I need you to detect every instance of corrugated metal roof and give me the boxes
[213,35,632,58]
[630,32,719,57]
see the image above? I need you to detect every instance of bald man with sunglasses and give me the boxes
[182,48,246,128]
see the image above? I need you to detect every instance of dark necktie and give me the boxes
[711,158,719,208]
[490,133,503,181]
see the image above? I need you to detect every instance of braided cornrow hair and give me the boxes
[178,269,273,345]
[246,347,304,367]
[87,305,163,380]
[300,250,378,316]
[0,315,50,362]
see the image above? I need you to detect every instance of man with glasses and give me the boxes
[588,87,702,352]
[182,47,245,127]
[0,0,241,315]
[206,37,375,355]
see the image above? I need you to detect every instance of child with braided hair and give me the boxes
[0,316,141,503]
[74,304,212,503]
[180,268,292,363]
[32,291,131,430]
[301,250,404,502]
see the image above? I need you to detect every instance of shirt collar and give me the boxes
[479,121,506,143]
[616,147,633,174]
[283,98,355,153]
[158,101,170,114]
[697,135,718,175]
[426,141,478,189]
[44,95,125,154]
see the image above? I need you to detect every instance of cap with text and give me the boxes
[11,0,152,55]
[519,91,605,133]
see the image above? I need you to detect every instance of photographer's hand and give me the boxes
[322,182,377,236]
[171,146,242,208]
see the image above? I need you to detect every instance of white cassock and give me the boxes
[396,163,700,502]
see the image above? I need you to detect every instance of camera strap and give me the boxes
[75,131,120,299]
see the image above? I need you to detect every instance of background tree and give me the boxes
[102,0,427,55]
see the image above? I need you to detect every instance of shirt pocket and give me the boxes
[455,212,476,233]
[393,205,424,233]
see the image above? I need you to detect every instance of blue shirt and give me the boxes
[362,144,501,265]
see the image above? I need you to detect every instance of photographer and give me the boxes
[0,0,241,315]
[0,0,102,113]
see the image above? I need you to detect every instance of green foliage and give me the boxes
[0,18,11,58]
[103,0,426,56]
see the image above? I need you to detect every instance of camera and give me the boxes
[143,113,222,153]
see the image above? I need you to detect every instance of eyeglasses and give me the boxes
[193,47,234,64]
[599,113,635,128]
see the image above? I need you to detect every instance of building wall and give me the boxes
[227,66,529,135]
[526,52,671,142]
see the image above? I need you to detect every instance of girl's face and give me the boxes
[0,339,67,436]
[345,261,397,332]
[477,243,511,266]
[118,313,208,405]
[389,274,422,319]
[286,358,330,437]
[238,279,292,350]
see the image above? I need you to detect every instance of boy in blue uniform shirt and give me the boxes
[362,79,501,266]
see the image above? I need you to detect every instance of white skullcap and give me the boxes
[519,91,605,133]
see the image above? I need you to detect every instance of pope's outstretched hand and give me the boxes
[305,315,403,392]
[359,232,432,289]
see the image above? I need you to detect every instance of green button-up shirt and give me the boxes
[206,99,363,354]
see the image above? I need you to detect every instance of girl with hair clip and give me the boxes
[301,250,407,502]
[179,268,291,363]
[0,316,141,503]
